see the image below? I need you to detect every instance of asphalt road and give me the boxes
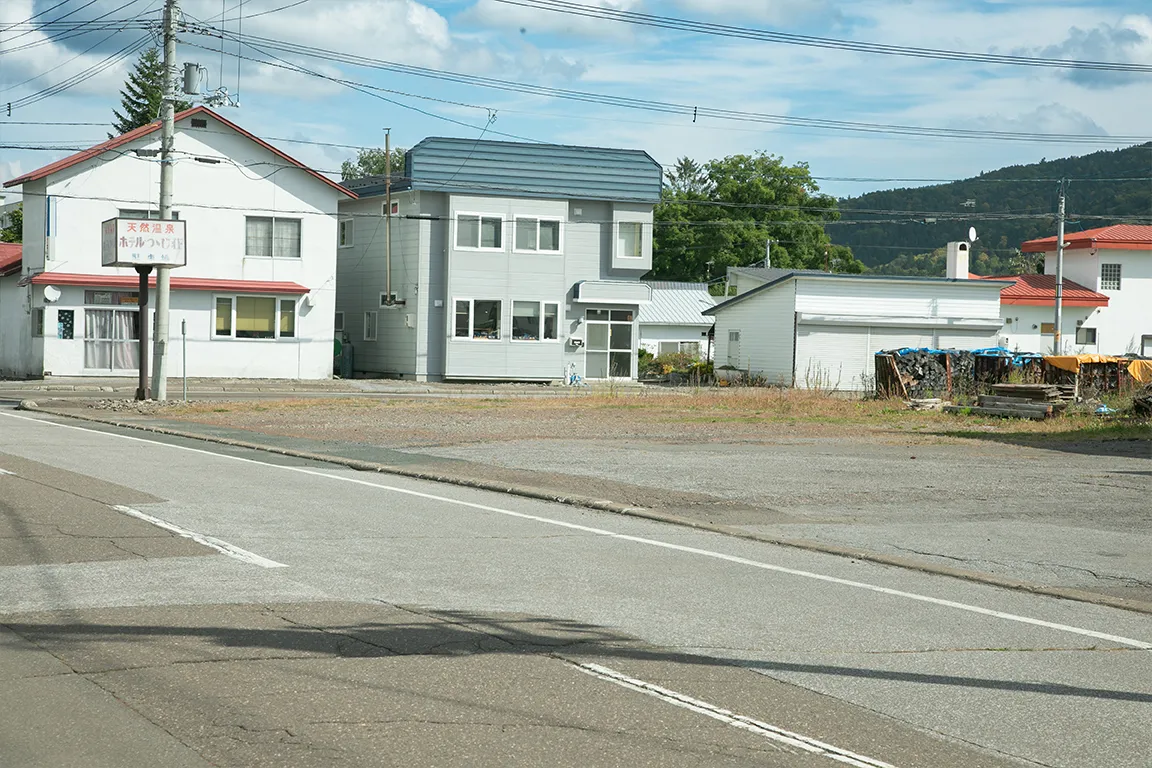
[1,407,1149,768]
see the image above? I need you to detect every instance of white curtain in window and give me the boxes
[274,219,302,258]
[246,217,273,257]
[112,311,139,370]
[84,309,113,370]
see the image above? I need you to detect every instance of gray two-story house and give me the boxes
[335,137,662,381]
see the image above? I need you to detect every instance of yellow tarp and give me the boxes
[1044,355,1152,383]
[1129,360,1152,383]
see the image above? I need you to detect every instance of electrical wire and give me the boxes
[6,35,153,112]
[181,24,1152,146]
[493,0,1152,74]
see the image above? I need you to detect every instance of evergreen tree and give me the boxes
[111,48,191,137]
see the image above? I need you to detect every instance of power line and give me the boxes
[493,0,1152,74]
[182,24,1152,146]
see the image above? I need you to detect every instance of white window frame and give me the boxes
[1100,263,1121,291]
[616,221,644,260]
[212,294,299,341]
[380,292,399,306]
[245,216,302,259]
[510,300,560,342]
[454,212,504,252]
[452,298,503,341]
[512,216,562,254]
[338,218,353,248]
[334,311,345,334]
[363,311,378,342]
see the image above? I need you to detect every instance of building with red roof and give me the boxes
[1,107,355,380]
[1018,225,1152,356]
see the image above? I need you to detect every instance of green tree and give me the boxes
[341,147,408,182]
[0,204,22,243]
[111,48,191,136]
[653,152,862,281]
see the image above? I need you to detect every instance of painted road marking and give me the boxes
[570,660,896,768]
[4,410,1150,650]
[0,468,15,475]
[111,505,287,569]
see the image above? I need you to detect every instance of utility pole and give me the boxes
[1053,180,1066,356]
[384,128,392,305]
[151,0,178,400]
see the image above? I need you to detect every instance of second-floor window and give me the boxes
[1101,263,1121,290]
[338,218,353,248]
[617,222,643,259]
[514,217,561,253]
[456,214,502,250]
[246,216,301,258]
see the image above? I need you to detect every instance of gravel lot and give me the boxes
[76,390,1152,604]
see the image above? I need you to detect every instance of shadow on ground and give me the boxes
[5,604,1148,704]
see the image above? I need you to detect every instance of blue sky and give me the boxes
[2,0,1151,203]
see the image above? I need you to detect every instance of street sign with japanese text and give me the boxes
[101,218,187,268]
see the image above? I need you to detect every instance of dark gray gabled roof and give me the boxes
[346,137,663,203]
[705,270,1014,315]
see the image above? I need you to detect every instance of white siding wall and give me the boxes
[1045,249,1151,355]
[712,282,795,385]
[17,112,344,379]
[999,304,1096,354]
[795,278,1001,319]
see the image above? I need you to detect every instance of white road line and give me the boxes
[0,468,15,475]
[570,661,897,768]
[3,410,1150,649]
[110,505,287,569]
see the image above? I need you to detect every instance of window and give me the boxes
[514,218,561,252]
[1143,336,1152,356]
[215,298,233,336]
[57,309,74,340]
[33,308,44,337]
[1075,327,1097,345]
[334,312,345,333]
[364,311,378,341]
[1040,322,1055,335]
[380,293,398,306]
[510,301,558,341]
[456,214,502,250]
[658,341,702,356]
[190,118,208,128]
[338,218,353,248]
[85,290,138,306]
[453,299,502,339]
[280,300,296,338]
[246,217,301,258]
[214,296,297,339]
[236,297,277,339]
[1101,263,1121,291]
[84,309,138,370]
[617,222,643,259]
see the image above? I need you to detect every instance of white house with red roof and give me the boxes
[1,107,354,380]
[974,273,1110,353]
[1021,225,1152,356]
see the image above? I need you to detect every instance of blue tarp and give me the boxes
[877,346,1044,368]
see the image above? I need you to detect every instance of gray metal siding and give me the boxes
[405,137,662,203]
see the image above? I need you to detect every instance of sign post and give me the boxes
[102,217,188,400]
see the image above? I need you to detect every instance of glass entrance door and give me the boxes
[584,309,634,379]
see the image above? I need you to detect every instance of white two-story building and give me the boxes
[1022,225,1152,356]
[1,106,353,380]
[336,137,661,381]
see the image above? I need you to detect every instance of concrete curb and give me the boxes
[25,403,1152,617]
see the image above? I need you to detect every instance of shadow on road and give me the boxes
[5,606,1148,704]
[945,430,1151,459]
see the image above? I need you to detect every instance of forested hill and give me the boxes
[831,143,1152,271]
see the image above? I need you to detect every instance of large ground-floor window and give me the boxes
[215,295,297,340]
[84,308,139,371]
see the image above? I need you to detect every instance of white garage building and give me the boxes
[710,263,1009,390]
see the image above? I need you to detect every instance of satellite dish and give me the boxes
[968,226,978,243]
[43,285,61,303]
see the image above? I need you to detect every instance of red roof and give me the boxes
[0,243,20,277]
[4,106,355,199]
[1022,224,1152,253]
[975,273,1109,307]
[26,272,309,294]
